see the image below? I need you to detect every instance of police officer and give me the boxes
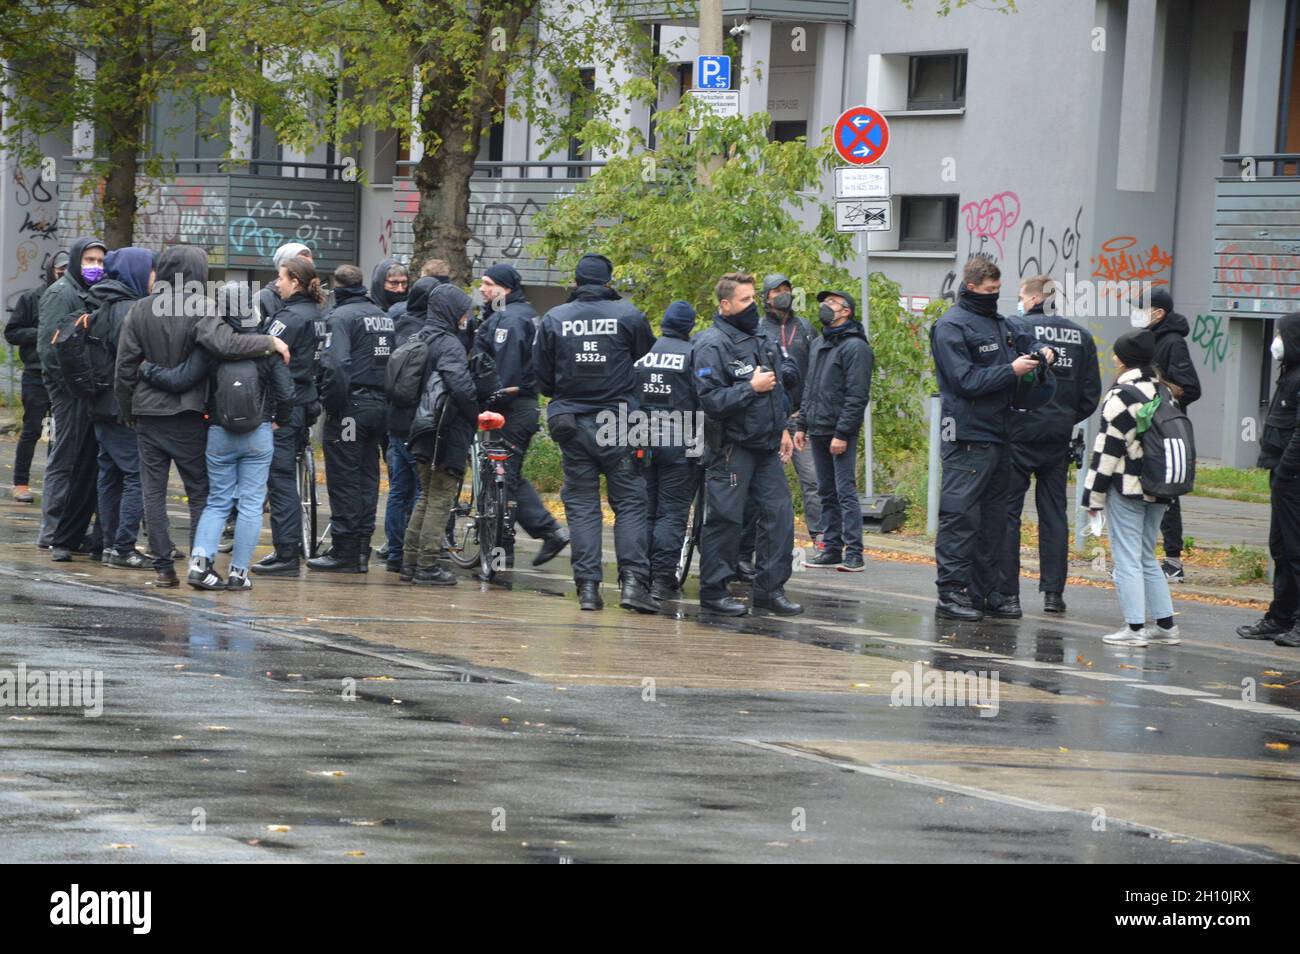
[695,272,802,617]
[474,263,569,568]
[931,256,1053,621]
[999,275,1101,614]
[251,256,326,576]
[253,242,312,326]
[309,264,395,573]
[535,253,657,612]
[634,300,700,601]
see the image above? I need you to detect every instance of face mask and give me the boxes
[81,264,104,284]
[819,303,836,324]
[1130,308,1149,329]
[1016,303,1025,316]
[1272,336,1286,361]
[771,292,793,312]
[962,289,1000,316]
[728,302,759,334]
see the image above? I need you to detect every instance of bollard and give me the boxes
[926,393,941,536]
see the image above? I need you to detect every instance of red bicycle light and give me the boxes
[478,411,506,431]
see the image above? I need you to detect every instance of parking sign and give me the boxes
[696,55,731,90]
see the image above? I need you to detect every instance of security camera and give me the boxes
[729,22,750,37]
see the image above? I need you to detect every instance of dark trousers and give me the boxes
[322,392,386,548]
[1160,497,1184,559]
[136,412,209,572]
[811,432,863,559]
[46,391,101,550]
[384,431,421,561]
[14,371,49,487]
[936,440,1011,601]
[93,420,143,553]
[554,411,648,584]
[1267,470,1300,625]
[645,449,696,582]
[501,398,560,543]
[266,405,307,554]
[1000,440,1070,596]
[700,443,794,602]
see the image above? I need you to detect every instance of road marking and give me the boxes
[1198,698,1300,721]
[1130,684,1218,697]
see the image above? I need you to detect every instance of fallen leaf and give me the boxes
[107,843,134,850]
[1261,683,1286,689]
[1059,746,1070,753]
[344,850,365,857]
[315,770,346,777]
[362,675,395,682]
[1265,742,1291,751]
[266,824,291,832]
[1145,726,1160,732]
[204,725,231,732]
[1263,670,1283,677]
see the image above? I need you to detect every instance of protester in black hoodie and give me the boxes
[5,250,66,501]
[116,245,286,585]
[1237,312,1300,648]
[38,235,107,558]
[474,262,568,568]
[85,247,155,568]
[1141,288,1200,582]
[401,283,478,584]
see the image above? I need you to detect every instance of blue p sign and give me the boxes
[696,55,731,90]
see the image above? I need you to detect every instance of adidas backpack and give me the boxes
[1121,382,1196,498]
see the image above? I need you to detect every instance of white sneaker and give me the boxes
[1103,627,1149,647]
[1143,623,1181,645]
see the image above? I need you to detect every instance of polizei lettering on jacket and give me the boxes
[635,351,686,371]
[561,318,617,336]
[1032,324,1083,345]
[363,315,395,333]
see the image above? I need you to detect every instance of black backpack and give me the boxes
[1120,382,1196,498]
[385,328,434,408]
[213,360,264,434]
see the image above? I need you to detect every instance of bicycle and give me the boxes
[448,405,517,582]
[674,465,706,590]
[295,429,320,558]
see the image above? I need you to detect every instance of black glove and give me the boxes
[305,400,322,426]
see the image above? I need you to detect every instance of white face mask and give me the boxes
[1272,336,1286,361]
[1130,308,1150,329]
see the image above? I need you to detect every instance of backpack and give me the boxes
[385,328,434,407]
[52,313,99,400]
[1120,382,1196,498]
[213,359,264,434]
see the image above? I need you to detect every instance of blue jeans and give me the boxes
[1106,488,1174,625]
[384,433,421,561]
[193,422,274,571]
[93,420,143,553]
[812,433,862,559]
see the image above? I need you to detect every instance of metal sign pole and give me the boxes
[860,231,873,497]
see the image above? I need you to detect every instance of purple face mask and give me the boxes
[81,264,105,284]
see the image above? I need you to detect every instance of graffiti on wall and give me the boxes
[1216,243,1300,300]
[1089,236,1174,303]
[228,196,346,262]
[940,189,1083,301]
[5,163,60,314]
[137,181,225,252]
[1191,313,1230,372]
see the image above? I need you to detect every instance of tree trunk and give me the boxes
[100,135,139,249]
[411,104,481,285]
[95,27,145,249]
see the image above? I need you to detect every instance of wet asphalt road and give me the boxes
[2,486,1299,863]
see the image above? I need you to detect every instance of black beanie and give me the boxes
[661,300,697,338]
[1114,329,1155,368]
[575,253,613,286]
[485,263,521,291]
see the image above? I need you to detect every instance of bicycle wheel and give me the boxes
[297,447,317,558]
[675,477,706,590]
[478,476,509,581]
[448,469,481,569]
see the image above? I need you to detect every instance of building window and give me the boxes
[770,121,808,143]
[900,195,958,251]
[907,52,966,110]
[567,68,596,179]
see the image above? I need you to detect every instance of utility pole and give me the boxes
[697,0,724,182]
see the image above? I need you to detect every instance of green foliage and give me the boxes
[1193,467,1271,503]
[1228,545,1267,583]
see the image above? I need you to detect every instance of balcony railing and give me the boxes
[1212,153,1300,317]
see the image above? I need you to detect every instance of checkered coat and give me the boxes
[1083,368,1163,509]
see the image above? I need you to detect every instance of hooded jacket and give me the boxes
[798,319,875,441]
[1151,311,1202,407]
[759,277,815,417]
[1260,314,1300,474]
[115,246,277,419]
[694,310,788,451]
[5,255,62,374]
[930,291,1046,444]
[535,284,655,418]
[1007,304,1102,444]
[370,258,407,313]
[84,275,145,421]
[407,283,478,471]
[472,286,539,400]
[387,276,441,436]
[38,235,106,394]
[318,283,394,415]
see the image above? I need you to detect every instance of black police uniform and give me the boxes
[694,310,795,604]
[930,291,1044,606]
[535,284,655,585]
[314,284,395,567]
[472,287,562,548]
[1257,316,1300,631]
[633,330,699,588]
[1000,304,1101,598]
[259,292,324,561]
